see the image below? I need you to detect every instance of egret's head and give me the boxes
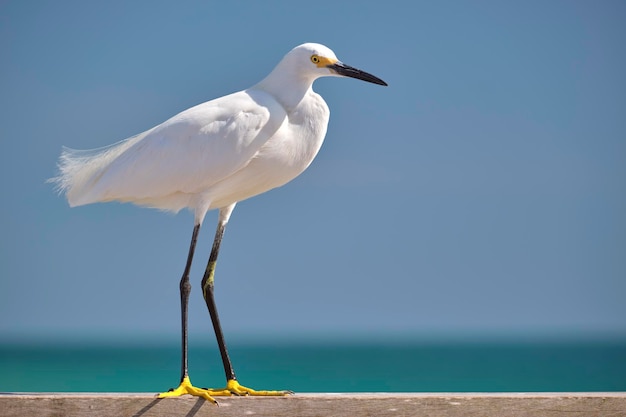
[287,43,387,86]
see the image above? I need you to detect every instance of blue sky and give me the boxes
[1,0,625,342]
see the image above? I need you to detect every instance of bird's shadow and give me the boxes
[184,398,207,417]
[132,397,207,417]
[132,398,161,417]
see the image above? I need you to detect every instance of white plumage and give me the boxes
[51,43,373,225]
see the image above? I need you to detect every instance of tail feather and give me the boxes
[49,132,146,207]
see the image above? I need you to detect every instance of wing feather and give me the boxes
[52,89,286,209]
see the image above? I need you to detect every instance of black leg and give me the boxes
[179,223,201,382]
[201,217,237,382]
[160,205,287,399]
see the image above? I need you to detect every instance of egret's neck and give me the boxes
[254,69,316,111]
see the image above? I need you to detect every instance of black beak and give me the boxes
[327,62,388,86]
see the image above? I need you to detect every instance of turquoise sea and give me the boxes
[2,338,625,393]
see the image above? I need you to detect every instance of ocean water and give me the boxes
[1,338,625,393]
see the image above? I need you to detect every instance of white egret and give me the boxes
[51,42,387,404]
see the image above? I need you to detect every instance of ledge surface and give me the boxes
[1,392,625,417]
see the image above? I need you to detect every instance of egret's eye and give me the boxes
[310,55,320,64]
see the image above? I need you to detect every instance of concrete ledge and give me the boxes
[1,393,625,417]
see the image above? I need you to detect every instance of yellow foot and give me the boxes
[211,379,293,397]
[157,376,218,405]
